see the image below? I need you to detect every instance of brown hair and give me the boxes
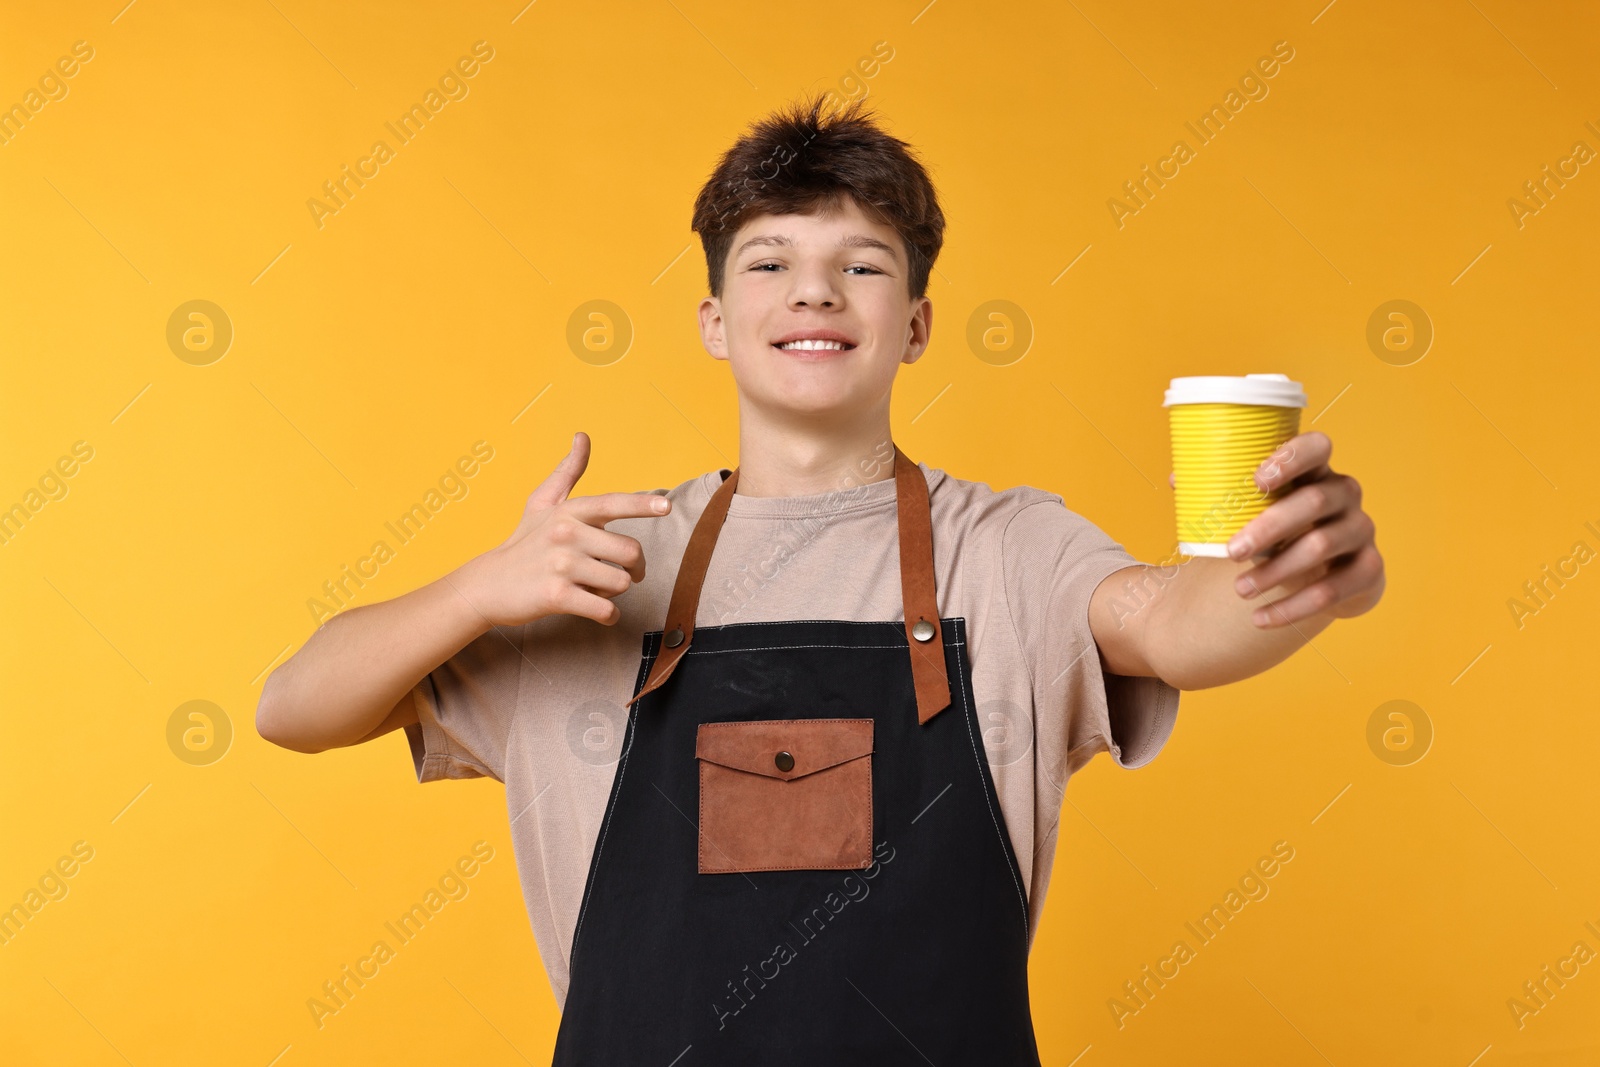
[690,92,945,301]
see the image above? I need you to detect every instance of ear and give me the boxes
[698,296,729,362]
[902,296,933,365]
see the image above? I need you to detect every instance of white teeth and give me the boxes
[777,339,849,350]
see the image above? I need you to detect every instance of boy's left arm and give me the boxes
[1090,431,1385,691]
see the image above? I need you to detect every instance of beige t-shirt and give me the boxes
[404,461,1180,1008]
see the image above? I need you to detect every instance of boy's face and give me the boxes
[698,196,932,425]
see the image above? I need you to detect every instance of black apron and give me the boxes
[551,445,1043,1065]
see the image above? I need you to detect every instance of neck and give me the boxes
[732,400,897,498]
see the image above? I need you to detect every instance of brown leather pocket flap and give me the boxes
[695,718,873,782]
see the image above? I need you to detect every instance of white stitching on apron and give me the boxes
[952,617,1030,931]
[683,642,963,656]
[571,641,657,963]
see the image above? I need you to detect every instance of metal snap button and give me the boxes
[912,619,935,642]
[774,750,794,772]
[664,627,685,648]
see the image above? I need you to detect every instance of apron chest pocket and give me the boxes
[694,718,874,874]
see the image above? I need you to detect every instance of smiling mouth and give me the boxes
[773,340,856,352]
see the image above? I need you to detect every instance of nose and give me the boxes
[786,260,840,309]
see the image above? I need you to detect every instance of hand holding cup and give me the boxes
[1221,431,1384,628]
[1164,374,1382,627]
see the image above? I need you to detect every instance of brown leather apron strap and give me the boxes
[892,445,952,724]
[624,460,740,710]
[626,444,952,724]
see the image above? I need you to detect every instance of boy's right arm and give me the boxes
[255,565,491,753]
[254,432,671,755]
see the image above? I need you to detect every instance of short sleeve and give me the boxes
[403,622,525,784]
[1001,498,1180,786]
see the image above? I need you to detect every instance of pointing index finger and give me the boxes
[564,491,672,527]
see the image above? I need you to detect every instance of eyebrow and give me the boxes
[734,233,900,261]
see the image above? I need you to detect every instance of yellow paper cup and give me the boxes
[1164,373,1307,558]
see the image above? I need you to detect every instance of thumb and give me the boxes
[527,432,590,509]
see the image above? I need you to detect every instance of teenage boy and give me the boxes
[257,94,1383,1063]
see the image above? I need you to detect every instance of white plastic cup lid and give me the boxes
[1163,373,1307,408]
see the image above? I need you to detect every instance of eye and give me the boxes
[845,265,883,275]
[750,260,783,271]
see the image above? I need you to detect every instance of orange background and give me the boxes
[3,1,1597,1063]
